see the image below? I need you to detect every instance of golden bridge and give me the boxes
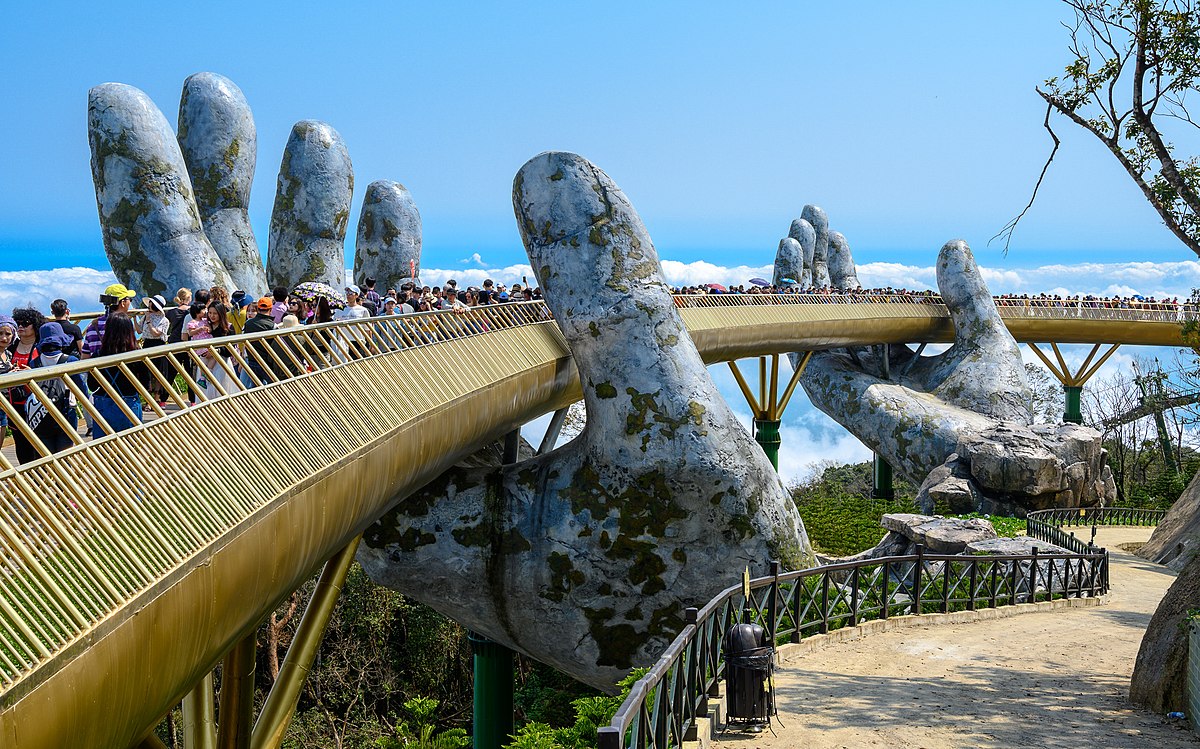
[0,293,1185,748]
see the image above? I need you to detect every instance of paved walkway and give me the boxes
[716,527,1198,749]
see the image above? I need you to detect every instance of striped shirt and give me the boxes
[81,314,107,357]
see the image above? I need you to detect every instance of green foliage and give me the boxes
[376,697,470,749]
[504,669,647,749]
[791,461,916,555]
[515,657,599,727]
[955,512,1026,538]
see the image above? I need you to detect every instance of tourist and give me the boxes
[271,287,289,324]
[228,290,251,334]
[89,313,149,437]
[0,315,16,454]
[241,296,279,385]
[200,302,238,399]
[138,294,171,405]
[8,308,46,462]
[81,283,136,359]
[27,322,86,457]
[334,285,372,359]
[50,299,83,357]
[380,297,398,315]
[363,277,382,308]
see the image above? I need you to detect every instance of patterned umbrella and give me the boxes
[291,281,346,309]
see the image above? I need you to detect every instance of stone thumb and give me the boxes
[936,239,1006,348]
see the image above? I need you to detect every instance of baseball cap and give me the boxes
[257,296,274,312]
[346,284,362,295]
[104,283,137,300]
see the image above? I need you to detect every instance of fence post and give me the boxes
[768,560,780,645]
[912,545,924,616]
[989,561,998,609]
[686,607,706,721]
[597,727,621,749]
[882,561,890,619]
[850,566,860,626]
[968,559,978,611]
[1029,547,1039,604]
[820,571,830,634]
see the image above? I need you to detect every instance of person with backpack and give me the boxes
[26,322,87,457]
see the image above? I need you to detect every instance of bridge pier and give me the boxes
[1027,342,1120,425]
[872,453,894,499]
[469,633,515,749]
[728,352,812,471]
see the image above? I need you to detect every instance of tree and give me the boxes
[998,1,1200,255]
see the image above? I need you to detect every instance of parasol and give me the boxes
[781,277,798,285]
[748,278,770,287]
[291,281,347,309]
[708,283,728,292]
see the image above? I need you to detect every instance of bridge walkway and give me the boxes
[714,528,1194,749]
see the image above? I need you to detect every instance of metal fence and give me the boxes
[598,544,1108,749]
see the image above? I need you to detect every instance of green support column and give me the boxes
[469,632,513,749]
[872,453,894,500]
[1063,385,1083,424]
[754,419,781,470]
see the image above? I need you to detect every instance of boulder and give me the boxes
[1138,469,1200,571]
[1130,552,1199,714]
[880,513,997,553]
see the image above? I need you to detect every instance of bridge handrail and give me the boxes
[0,300,560,692]
[598,541,1111,749]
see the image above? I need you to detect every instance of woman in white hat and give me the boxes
[137,294,171,405]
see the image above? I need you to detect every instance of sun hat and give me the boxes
[143,294,168,312]
[37,322,74,349]
[104,283,137,300]
[257,296,274,312]
[279,314,301,328]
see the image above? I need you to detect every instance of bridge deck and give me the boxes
[714,528,1189,749]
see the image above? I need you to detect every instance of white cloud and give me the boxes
[0,267,118,316]
[458,252,486,266]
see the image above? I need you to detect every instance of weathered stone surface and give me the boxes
[88,83,233,297]
[786,219,815,287]
[801,205,830,287]
[266,120,353,291]
[773,237,803,288]
[879,513,997,553]
[178,72,267,294]
[1138,469,1200,570]
[794,229,1114,515]
[827,231,860,290]
[915,455,979,514]
[353,180,421,290]
[963,536,1070,555]
[1131,553,1196,714]
[359,152,812,690]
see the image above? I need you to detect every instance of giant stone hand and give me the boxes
[358,153,813,689]
[90,73,400,296]
[783,214,1115,515]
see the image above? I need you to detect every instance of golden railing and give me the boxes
[0,292,1187,747]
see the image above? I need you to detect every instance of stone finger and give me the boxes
[266,120,353,291]
[178,72,267,294]
[88,82,233,297]
[828,230,860,290]
[786,218,815,287]
[801,205,830,287]
[353,180,422,291]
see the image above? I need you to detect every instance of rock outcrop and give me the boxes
[1137,470,1200,571]
[353,180,422,290]
[789,220,1116,516]
[1130,552,1199,715]
[177,72,267,294]
[359,152,812,689]
[88,83,234,297]
[266,121,354,291]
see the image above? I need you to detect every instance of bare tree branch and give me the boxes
[990,101,1062,254]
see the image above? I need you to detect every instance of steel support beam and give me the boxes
[182,673,216,749]
[251,536,362,749]
[872,453,895,500]
[216,633,256,749]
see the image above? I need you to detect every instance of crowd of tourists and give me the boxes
[0,276,544,466]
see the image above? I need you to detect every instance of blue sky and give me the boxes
[2,2,1196,271]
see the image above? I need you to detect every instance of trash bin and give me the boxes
[722,622,773,728]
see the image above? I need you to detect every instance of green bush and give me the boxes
[505,669,647,749]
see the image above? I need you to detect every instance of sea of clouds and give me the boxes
[6,257,1196,483]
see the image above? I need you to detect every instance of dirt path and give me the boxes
[715,527,1197,749]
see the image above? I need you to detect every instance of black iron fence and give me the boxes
[597,506,1168,749]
